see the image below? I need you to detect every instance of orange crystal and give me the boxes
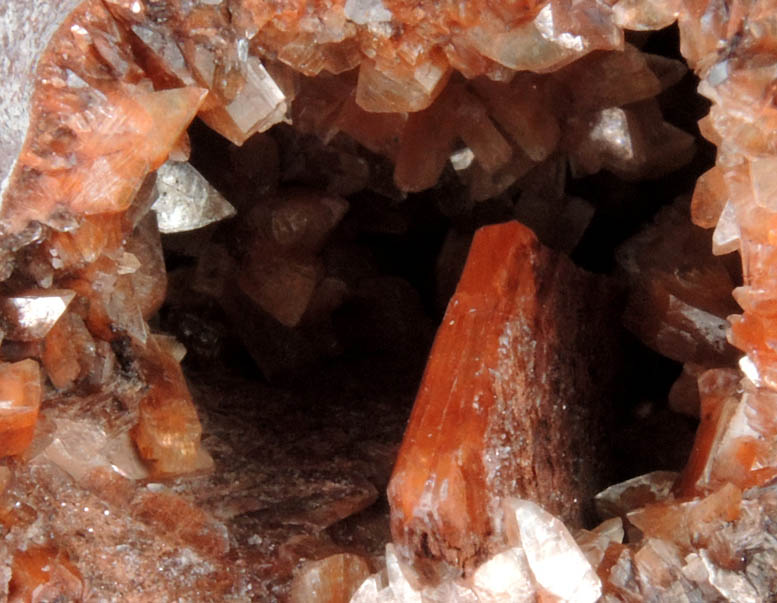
[388,220,618,573]
[0,359,42,458]
[8,546,84,602]
[131,337,211,476]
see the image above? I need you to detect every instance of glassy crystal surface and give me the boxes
[152,161,236,234]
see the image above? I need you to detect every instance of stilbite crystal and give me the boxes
[388,220,618,574]
[132,337,212,477]
[8,546,84,602]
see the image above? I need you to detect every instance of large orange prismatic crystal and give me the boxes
[388,220,619,575]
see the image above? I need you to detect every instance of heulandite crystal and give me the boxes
[2,0,777,599]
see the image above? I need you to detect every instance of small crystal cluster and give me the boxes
[1,0,777,599]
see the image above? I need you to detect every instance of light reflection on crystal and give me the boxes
[0,290,75,342]
[470,546,535,602]
[152,161,236,234]
[505,499,602,603]
[589,107,634,161]
[450,148,475,172]
[345,0,393,24]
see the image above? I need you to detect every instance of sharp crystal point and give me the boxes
[152,161,236,234]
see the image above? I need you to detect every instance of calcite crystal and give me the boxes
[3,0,777,599]
[388,220,618,574]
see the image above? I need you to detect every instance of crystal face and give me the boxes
[151,161,236,234]
[387,220,618,573]
[1,0,777,599]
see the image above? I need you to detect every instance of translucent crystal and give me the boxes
[290,553,372,603]
[504,498,601,603]
[385,544,422,603]
[131,339,211,476]
[470,546,536,603]
[0,359,42,458]
[199,57,289,146]
[151,161,236,233]
[712,201,741,255]
[575,517,624,569]
[0,290,75,341]
[37,418,109,482]
[595,471,678,518]
[350,571,395,603]
[612,0,680,31]
[344,0,393,25]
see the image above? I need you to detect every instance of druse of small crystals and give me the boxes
[2,0,777,599]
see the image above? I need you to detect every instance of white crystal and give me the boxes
[700,550,760,603]
[423,580,479,603]
[535,4,584,51]
[707,60,730,87]
[471,547,536,602]
[739,356,762,387]
[226,56,288,137]
[576,517,624,569]
[152,161,236,233]
[37,418,108,481]
[590,108,634,161]
[450,148,476,171]
[504,499,602,603]
[350,571,396,603]
[712,201,740,255]
[2,289,75,341]
[345,0,393,24]
[385,544,422,603]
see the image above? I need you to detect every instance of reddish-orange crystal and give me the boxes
[388,220,617,574]
[0,359,42,458]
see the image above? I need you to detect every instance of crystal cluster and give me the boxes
[1,0,777,599]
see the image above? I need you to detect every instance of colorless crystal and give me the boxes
[595,471,678,518]
[345,0,393,25]
[712,201,740,255]
[225,57,288,139]
[385,544,422,603]
[470,547,536,603]
[152,161,236,233]
[504,499,602,603]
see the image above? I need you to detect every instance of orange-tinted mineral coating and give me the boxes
[388,220,619,575]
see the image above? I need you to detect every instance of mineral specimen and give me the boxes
[2,0,777,599]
